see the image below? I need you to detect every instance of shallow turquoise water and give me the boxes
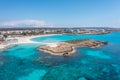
[0,32,120,80]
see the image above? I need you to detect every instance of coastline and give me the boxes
[0,34,60,50]
[0,31,111,50]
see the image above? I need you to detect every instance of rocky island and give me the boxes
[38,39,108,56]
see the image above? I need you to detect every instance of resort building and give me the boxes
[4,36,18,44]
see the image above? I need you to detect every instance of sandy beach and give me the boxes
[0,34,59,49]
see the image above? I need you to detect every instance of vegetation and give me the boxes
[3,33,8,39]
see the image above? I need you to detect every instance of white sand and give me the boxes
[0,34,60,49]
[46,43,58,47]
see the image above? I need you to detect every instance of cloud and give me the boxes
[0,20,46,28]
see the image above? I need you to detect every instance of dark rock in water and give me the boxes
[79,77,87,80]
[63,52,69,56]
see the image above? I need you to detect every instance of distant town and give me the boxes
[0,27,120,36]
[0,27,120,37]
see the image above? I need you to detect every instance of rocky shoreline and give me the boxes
[38,39,108,56]
[66,39,108,48]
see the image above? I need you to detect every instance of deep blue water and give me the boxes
[0,32,120,80]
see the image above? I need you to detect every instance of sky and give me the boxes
[0,0,120,28]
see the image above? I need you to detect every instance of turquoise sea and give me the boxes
[0,32,120,80]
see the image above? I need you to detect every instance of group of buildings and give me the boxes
[0,27,112,35]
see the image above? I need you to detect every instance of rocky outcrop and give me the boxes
[38,43,75,56]
[38,39,108,56]
[66,39,108,48]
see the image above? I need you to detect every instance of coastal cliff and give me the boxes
[38,39,108,56]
